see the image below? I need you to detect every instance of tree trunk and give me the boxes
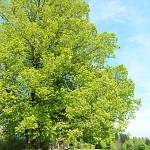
[25,129,30,145]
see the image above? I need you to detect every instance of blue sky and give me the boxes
[87,0,150,137]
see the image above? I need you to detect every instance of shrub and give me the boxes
[125,139,134,150]
[121,143,126,150]
[138,143,147,150]
[110,142,117,150]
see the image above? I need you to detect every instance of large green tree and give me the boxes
[0,0,141,149]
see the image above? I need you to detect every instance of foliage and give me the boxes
[124,139,134,150]
[110,142,117,150]
[147,146,150,150]
[94,141,107,149]
[0,135,25,150]
[146,138,150,146]
[121,143,127,150]
[105,135,150,150]
[101,141,107,149]
[119,133,129,144]
[0,0,141,148]
[119,136,150,150]
[138,143,147,150]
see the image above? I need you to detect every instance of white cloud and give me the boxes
[126,108,150,137]
[88,0,150,27]
[128,34,150,52]
[89,0,126,22]
[119,34,150,90]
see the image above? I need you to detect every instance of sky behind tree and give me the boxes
[88,0,150,137]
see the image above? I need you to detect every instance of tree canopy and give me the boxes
[0,0,141,149]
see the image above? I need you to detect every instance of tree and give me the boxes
[119,133,130,144]
[146,138,150,146]
[0,0,141,149]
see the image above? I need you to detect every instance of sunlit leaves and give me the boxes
[0,0,141,148]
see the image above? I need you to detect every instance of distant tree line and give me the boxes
[94,133,150,150]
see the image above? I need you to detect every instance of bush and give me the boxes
[95,143,102,149]
[138,143,147,150]
[125,139,134,150]
[146,138,150,146]
[121,143,126,150]
[101,141,107,149]
[0,135,25,150]
[110,142,117,150]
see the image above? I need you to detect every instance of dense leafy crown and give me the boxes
[0,0,141,148]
